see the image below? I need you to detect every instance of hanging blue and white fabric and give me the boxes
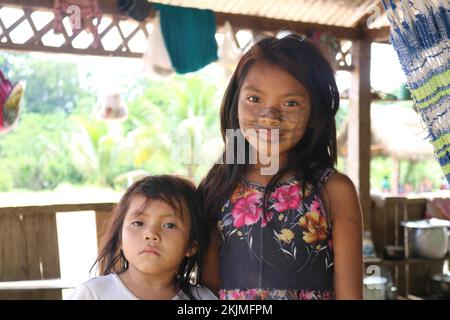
[382,0,450,182]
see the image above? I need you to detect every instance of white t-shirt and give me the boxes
[67,273,217,300]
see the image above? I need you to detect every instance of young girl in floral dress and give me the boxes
[199,34,363,300]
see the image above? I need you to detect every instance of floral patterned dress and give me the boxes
[217,169,335,300]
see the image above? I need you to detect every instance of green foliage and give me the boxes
[69,116,134,187]
[0,161,13,191]
[399,160,443,191]
[0,113,82,190]
[1,51,80,114]
[120,75,221,181]
[370,157,443,192]
[7,51,443,195]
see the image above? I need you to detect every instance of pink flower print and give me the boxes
[298,290,315,300]
[261,210,274,227]
[272,184,301,212]
[231,193,262,228]
[231,291,244,300]
[245,289,258,299]
[310,198,321,214]
[321,291,333,300]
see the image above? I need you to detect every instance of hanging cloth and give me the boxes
[93,91,128,122]
[0,71,24,133]
[142,11,175,78]
[382,0,450,182]
[153,3,218,74]
[217,21,242,78]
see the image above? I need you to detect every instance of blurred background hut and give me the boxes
[338,103,435,194]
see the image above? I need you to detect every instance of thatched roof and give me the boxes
[338,103,435,161]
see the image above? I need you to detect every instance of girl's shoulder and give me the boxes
[317,167,338,191]
[320,170,361,221]
[67,274,138,300]
[321,170,355,194]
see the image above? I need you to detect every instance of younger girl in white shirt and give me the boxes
[69,175,217,300]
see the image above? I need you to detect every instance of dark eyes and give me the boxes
[130,221,177,229]
[247,96,260,103]
[284,100,300,107]
[246,96,300,107]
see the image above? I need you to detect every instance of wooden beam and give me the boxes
[352,0,391,43]
[348,39,371,231]
[213,12,361,40]
[0,42,143,58]
[0,0,360,40]
[363,26,390,43]
[0,0,125,17]
[0,203,115,215]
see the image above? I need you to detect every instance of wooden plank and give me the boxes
[364,257,450,266]
[348,39,372,230]
[408,261,444,296]
[0,203,116,299]
[0,203,115,216]
[0,0,126,18]
[0,42,143,58]
[0,210,61,299]
[0,278,76,290]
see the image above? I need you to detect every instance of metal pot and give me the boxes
[400,218,450,259]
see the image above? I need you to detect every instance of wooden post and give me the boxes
[348,39,371,230]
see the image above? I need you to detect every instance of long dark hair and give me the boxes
[92,175,208,300]
[199,33,339,224]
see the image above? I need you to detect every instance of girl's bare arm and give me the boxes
[323,172,364,300]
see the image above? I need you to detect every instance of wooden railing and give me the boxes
[1,195,447,300]
[0,202,114,299]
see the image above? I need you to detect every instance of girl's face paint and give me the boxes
[238,62,311,163]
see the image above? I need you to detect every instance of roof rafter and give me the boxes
[0,0,362,39]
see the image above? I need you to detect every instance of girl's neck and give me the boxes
[119,267,178,300]
[247,152,290,186]
[251,149,289,167]
[246,166,294,187]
